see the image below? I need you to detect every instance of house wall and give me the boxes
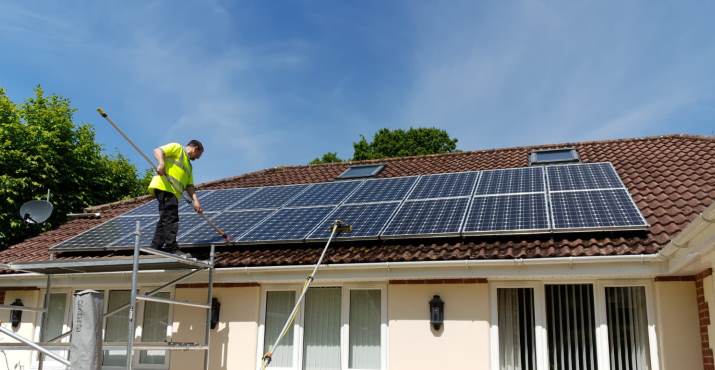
[170,286,260,370]
[0,289,40,370]
[655,281,704,370]
[387,282,490,370]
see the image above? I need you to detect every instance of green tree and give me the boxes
[0,86,147,248]
[310,152,343,164]
[353,127,458,160]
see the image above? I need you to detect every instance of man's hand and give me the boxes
[193,199,203,214]
[157,163,166,176]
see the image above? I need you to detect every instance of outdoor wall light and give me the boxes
[210,298,221,330]
[10,298,23,330]
[429,295,444,331]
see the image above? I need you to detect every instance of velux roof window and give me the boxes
[337,164,384,179]
[529,148,580,165]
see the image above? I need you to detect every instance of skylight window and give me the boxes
[337,164,384,179]
[529,148,580,165]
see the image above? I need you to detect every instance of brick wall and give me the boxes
[696,268,714,370]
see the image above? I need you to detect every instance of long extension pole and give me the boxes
[96,108,229,241]
[260,220,351,370]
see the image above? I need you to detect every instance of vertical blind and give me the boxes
[497,288,536,370]
[140,291,170,364]
[103,290,130,366]
[546,284,598,370]
[349,290,381,369]
[605,287,651,370]
[264,291,296,367]
[303,288,341,370]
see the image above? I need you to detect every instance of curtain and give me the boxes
[498,288,536,370]
[103,290,130,366]
[264,291,296,368]
[349,290,381,369]
[303,287,341,370]
[140,292,170,364]
[606,287,651,370]
[546,284,598,370]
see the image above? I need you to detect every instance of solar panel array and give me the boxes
[51,162,648,251]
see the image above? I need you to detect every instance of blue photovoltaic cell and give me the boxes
[286,181,362,207]
[475,167,544,195]
[112,212,220,248]
[463,194,549,233]
[547,163,622,191]
[382,198,469,236]
[408,172,478,200]
[196,188,259,212]
[550,189,647,229]
[345,177,418,204]
[308,202,400,240]
[52,216,157,250]
[231,184,308,210]
[178,210,273,245]
[241,206,335,242]
[122,190,212,215]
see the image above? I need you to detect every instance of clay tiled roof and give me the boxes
[1,134,713,268]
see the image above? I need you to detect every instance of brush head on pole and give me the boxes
[332,220,352,234]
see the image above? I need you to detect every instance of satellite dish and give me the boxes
[19,200,54,224]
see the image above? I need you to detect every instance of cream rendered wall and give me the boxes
[388,283,489,370]
[655,281,704,370]
[0,290,40,370]
[169,286,260,370]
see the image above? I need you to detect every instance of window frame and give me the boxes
[32,287,175,370]
[528,148,580,165]
[257,283,387,370]
[336,165,385,179]
[489,280,661,370]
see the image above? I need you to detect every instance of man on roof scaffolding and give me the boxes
[148,140,204,257]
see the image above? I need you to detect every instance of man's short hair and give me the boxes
[187,139,204,152]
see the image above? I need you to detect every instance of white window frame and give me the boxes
[32,288,73,370]
[489,280,660,370]
[101,287,175,370]
[31,287,174,370]
[257,283,388,370]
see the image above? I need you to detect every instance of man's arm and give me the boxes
[186,185,203,213]
[154,148,166,176]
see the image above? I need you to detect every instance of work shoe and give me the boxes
[159,244,193,259]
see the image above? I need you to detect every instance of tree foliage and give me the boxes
[310,127,458,163]
[310,152,343,164]
[0,87,146,248]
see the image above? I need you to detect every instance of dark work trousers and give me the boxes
[151,190,180,250]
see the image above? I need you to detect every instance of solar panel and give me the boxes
[196,188,259,212]
[241,206,335,242]
[547,162,622,191]
[463,194,549,233]
[230,184,309,210]
[345,177,418,204]
[408,172,478,200]
[475,167,544,195]
[52,216,157,250]
[381,198,469,237]
[111,212,220,248]
[178,210,273,245]
[286,181,362,207]
[308,202,400,240]
[550,189,647,230]
[122,190,213,216]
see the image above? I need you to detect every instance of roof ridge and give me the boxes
[83,133,714,210]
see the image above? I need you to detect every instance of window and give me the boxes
[259,285,386,370]
[529,149,579,165]
[34,288,173,370]
[491,282,658,370]
[337,165,384,179]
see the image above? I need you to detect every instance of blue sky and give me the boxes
[1,1,714,183]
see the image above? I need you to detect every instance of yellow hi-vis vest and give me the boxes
[148,143,194,199]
